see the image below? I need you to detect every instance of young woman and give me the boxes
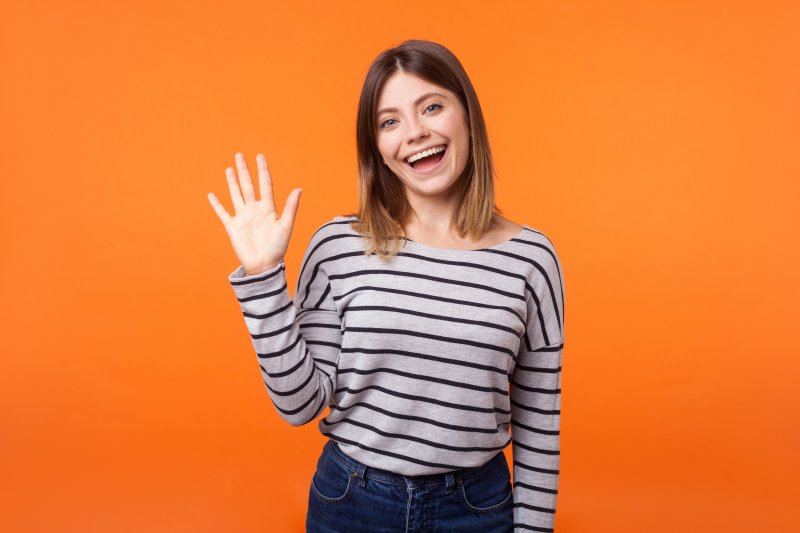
[208,39,565,533]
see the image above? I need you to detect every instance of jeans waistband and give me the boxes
[325,438,503,489]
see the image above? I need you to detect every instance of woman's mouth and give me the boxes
[404,145,447,175]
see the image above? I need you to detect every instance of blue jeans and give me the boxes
[306,439,513,533]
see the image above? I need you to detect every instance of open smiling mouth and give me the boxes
[404,145,447,173]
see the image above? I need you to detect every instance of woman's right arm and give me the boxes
[208,152,342,426]
[227,229,343,426]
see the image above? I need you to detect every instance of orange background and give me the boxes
[1,1,798,531]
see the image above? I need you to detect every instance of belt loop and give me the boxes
[445,472,455,494]
[356,463,367,487]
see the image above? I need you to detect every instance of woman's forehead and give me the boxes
[377,72,453,108]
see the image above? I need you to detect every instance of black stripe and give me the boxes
[270,386,318,416]
[230,262,285,286]
[330,267,526,301]
[513,480,558,495]
[509,379,561,396]
[263,362,314,396]
[510,398,560,416]
[333,385,510,415]
[513,459,560,476]
[511,521,554,532]
[338,366,509,395]
[512,502,556,514]
[329,401,508,434]
[344,305,519,335]
[334,285,525,326]
[243,299,293,319]
[344,326,516,357]
[511,438,560,456]
[510,417,559,437]
[341,347,507,375]
[320,421,512,453]
[236,279,288,303]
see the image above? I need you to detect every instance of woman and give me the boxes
[208,39,565,533]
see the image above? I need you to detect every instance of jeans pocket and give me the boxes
[458,453,514,513]
[309,447,355,504]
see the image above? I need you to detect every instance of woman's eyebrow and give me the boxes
[377,92,447,116]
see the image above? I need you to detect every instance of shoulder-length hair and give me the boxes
[344,39,503,260]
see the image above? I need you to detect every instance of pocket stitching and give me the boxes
[459,481,513,513]
[310,470,355,504]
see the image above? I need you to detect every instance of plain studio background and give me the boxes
[1,1,798,532]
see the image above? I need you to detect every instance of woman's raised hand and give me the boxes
[208,152,302,276]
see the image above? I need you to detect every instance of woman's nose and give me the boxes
[405,118,429,142]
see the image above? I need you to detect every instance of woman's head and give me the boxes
[349,39,500,258]
[375,70,471,207]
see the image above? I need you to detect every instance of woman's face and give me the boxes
[375,71,470,199]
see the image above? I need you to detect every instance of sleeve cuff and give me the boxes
[228,260,287,298]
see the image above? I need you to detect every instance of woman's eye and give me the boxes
[379,104,441,128]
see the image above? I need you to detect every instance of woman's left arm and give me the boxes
[509,236,565,532]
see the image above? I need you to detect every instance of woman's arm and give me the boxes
[228,225,343,426]
[509,236,565,532]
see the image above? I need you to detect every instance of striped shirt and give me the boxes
[228,214,565,532]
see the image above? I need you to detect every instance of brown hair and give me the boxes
[344,39,502,260]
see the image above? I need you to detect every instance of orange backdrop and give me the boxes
[1,0,798,531]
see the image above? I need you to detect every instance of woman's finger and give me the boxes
[280,188,302,232]
[225,167,245,213]
[207,192,232,226]
[235,152,257,204]
[256,153,276,213]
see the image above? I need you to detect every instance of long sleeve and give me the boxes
[228,227,344,427]
[509,239,565,532]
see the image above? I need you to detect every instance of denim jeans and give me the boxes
[306,439,513,532]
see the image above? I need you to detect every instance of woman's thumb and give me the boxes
[282,188,302,227]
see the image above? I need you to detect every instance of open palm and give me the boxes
[207,152,302,276]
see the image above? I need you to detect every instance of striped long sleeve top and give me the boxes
[228,214,565,532]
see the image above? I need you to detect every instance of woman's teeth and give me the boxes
[406,145,446,164]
